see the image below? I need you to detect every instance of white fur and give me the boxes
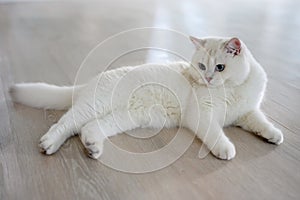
[11,36,283,160]
[10,83,84,110]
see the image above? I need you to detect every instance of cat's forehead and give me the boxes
[196,39,226,58]
[202,38,227,49]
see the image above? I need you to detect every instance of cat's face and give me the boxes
[190,36,250,88]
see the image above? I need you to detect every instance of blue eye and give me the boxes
[215,64,225,72]
[198,63,206,70]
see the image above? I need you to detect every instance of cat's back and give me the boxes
[80,61,192,107]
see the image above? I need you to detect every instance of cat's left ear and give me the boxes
[225,37,241,56]
[189,36,205,50]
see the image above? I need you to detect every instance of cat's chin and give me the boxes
[201,80,223,88]
[197,78,223,88]
[209,82,230,89]
[197,82,220,88]
[206,84,220,88]
[197,81,219,88]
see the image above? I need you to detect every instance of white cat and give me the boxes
[10,36,283,160]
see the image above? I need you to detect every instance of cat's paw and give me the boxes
[80,124,105,159]
[39,132,64,155]
[263,127,284,145]
[211,138,236,160]
[84,141,103,159]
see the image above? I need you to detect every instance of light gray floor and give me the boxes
[0,1,300,199]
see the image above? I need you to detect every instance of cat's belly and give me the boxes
[80,62,190,129]
[127,84,182,129]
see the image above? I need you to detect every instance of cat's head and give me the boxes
[189,36,250,87]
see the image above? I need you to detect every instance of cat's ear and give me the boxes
[189,36,205,49]
[225,37,241,56]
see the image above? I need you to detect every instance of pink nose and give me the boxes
[205,77,212,83]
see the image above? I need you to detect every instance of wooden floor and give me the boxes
[1,0,300,199]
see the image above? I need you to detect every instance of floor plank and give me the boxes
[0,0,300,199]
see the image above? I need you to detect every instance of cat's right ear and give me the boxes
[189,36,205,50]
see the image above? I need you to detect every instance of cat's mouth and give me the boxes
[200,77,216,87]
[198,80,217,88]
[204,80,223,88]
[198,75,222,88]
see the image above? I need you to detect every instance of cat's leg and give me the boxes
[80,119,106,159]
[39,107,89,154]
[80,112,139,159]
[184,114,236,160]
[199,122,236,160]
[234,109,283,144]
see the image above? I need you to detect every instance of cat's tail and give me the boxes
[10,83,85,110]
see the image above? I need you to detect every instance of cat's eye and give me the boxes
[198,63,206,70]
[215,64,225,72]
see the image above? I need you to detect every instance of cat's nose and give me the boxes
[205,77,212,83]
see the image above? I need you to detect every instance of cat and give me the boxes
[10,36,283,160]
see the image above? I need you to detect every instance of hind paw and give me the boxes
[84,141,103,159]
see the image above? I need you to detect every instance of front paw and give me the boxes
[264,127,284,145]
[211,138,236,160]
[39,132,64,155]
